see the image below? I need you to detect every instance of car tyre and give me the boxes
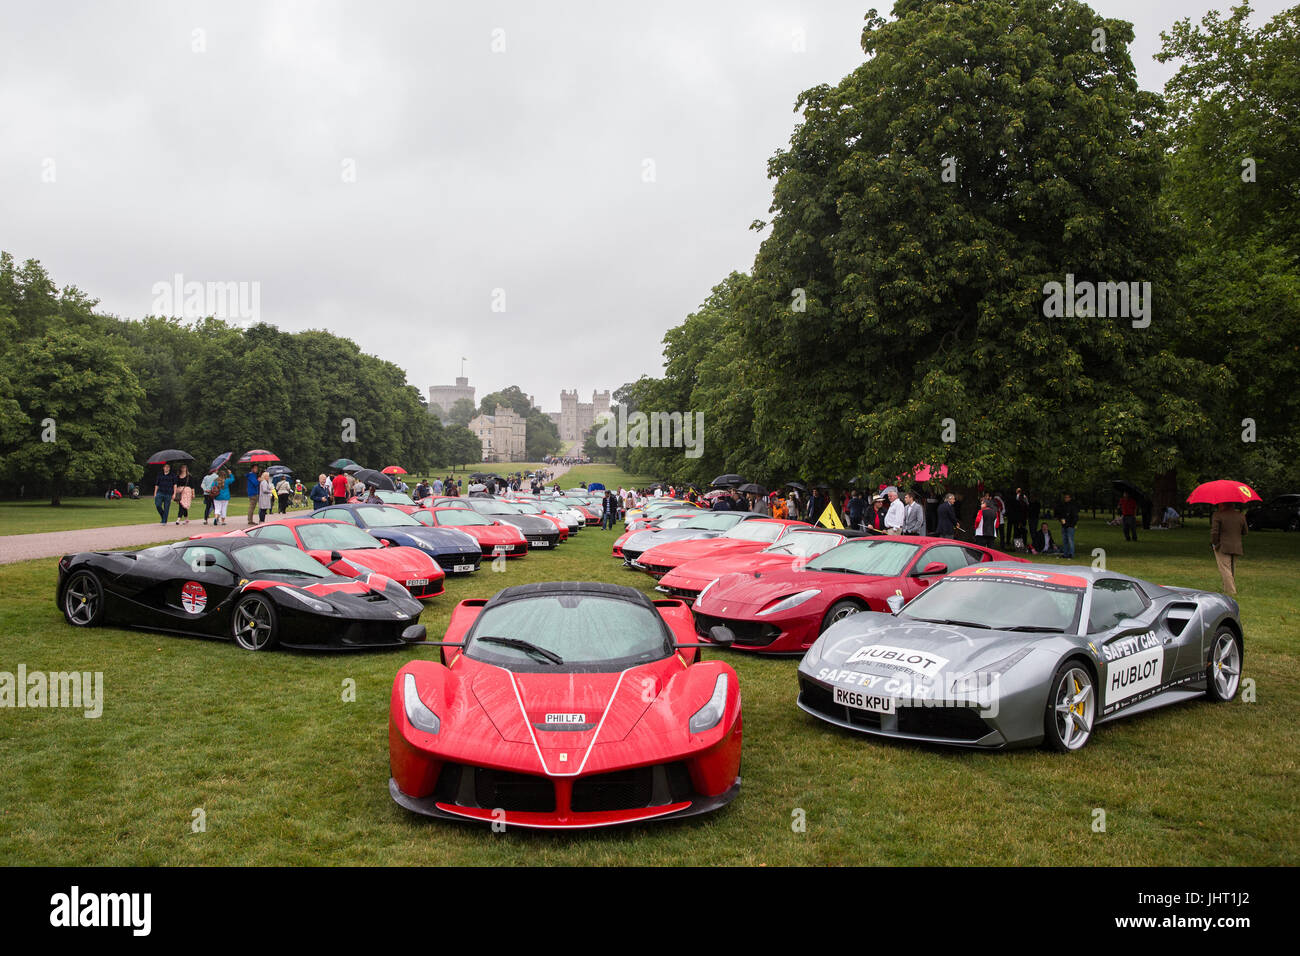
[1205,627,1242,702]
[232,593,279,651]
[1044,660,1095,752]
[62,569,105,627]
[821,599,863,633]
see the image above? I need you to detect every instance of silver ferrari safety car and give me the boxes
[796,563,1243,752]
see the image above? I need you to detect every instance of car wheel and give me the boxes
[1205,627,1242,702]
[821,600,862,633]
[232,593,279,651]
[62,570,105,627]
[1044,661,1095,752]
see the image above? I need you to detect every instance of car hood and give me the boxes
[640,537,764,565]
[699,567,883,610]
[488,514,556,534]
[381,525,480,551]
[661,551,799,588]
[342,546,440,578]
[624,528,723,552]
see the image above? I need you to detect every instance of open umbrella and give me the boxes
[382,466,407,475]
[704,490,728,500]
[738,482,767,496]
[911,463,949,483]
[710,474,744,487]
[146,449,194,465]
[1187,480,1259,505]
[208,451,232,473]
[328,458,357,471]
[237,449,280,465]
[587,482,605,491]
[783,481,807,491]
[1111,478,1148,501]
[353,468,397,491]
[266,465,293,477]
[343,463,364,474]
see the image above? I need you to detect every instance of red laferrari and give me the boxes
[633,518,810,579]
[418,508,529,558]
[389,582,742,829]
[656,528,849,602]
[691,536,1024,654]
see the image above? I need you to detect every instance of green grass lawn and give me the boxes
[0,497,197,535]
[1,518,1295,865]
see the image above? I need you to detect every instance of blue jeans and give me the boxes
[1062,526,1075,558]
[154,492,171,524]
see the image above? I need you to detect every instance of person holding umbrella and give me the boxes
[154,462,177,524]
[212,467,234,525]
[1211,503,1247,595]
[172,463,194,525]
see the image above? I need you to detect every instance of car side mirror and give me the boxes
[886,594,905,614]
[915,562,947,577]
[196,553,217,568]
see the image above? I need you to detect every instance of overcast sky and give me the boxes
[2,1,1290,414]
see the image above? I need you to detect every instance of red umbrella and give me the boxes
[1186,480,1260,505]
[236,449,280,464]
[382,466,407,475]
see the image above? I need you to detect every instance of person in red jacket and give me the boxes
[331,471,349,505]
[1120,492,1139,542]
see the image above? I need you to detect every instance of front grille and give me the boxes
[571,763,694,812]
[639,562,673,579]
[435,552,482,572]
[474,768,555,812]
[694,613,781,647]
[658,584,699,601]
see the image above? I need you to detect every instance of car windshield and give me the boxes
[233,542,331,577]
[806,539,919,576]
[296,522,380,551]
[763,531,840,558]
[355,505,422,527]
[469,500,512,514]
[722,521,785,543]
[900,577,1083,632]
[682,513,747,531]
[433,510,491,527]
[466,594,671,671]
[377,491,416,506]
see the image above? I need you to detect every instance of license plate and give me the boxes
[452,564,475,573]
[406,579,428,587]
[493,545,509,554]
[529,540,550,548]
[834,686,896,714]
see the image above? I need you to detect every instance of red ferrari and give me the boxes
[419,508,529,558]
[204,518,446,598]
[691,535,1024,654]
[389,582,742,829]
[656,528,850,602]
[633,518,810,579]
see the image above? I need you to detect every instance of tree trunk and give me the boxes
[1152,469,1178,523]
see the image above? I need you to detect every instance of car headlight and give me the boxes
[415,540,439,551]
[694,577,722,606]
[689,673,729,734]
[756,588,821,616]
[948,647,1034,695]
[403,673,440,733]
[277,586,335,615]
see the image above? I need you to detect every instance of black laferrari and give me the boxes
[56,538,427,651]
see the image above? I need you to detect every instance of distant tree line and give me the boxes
[0,253,484,504]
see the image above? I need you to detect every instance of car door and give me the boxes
[167,545,242,635]
[904,544,971,598]
[1089,579,1178,717]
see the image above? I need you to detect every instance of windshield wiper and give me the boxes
[477,636,564,665]
[1000,625,1065,633]
[254,568,320,576]
[910,617,992,629]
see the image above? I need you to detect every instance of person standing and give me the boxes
[902,491,926,536]
[200,468,218,524]
[172,464,194,525]
[1058,492,1079,559]
[847,490,867,530]
[154,462,177,524]
[258,469,274,523]
[1210,502,1247,596]
[310,474,331,510]
[213,468,234,525]
[867,495,888,533]
[936,493,958,538]
[973,495,999,548]
[1119,492,1138,542]
[884,487,905,534]
[245,466,261,524]
[331,471,348,505]
[276,474,292,514]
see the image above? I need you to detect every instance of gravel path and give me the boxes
[0,464,582,565]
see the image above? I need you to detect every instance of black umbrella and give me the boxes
[353,468,397,491]
[343,463,364,474]
[266,465,293,477]
[783,481,807,491]
[208,451,232,473]
[328,458,356,471]
[1111,478,1148,501]
[710,474,744,487]
[738,483,767,496]
[146,449,193,465]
